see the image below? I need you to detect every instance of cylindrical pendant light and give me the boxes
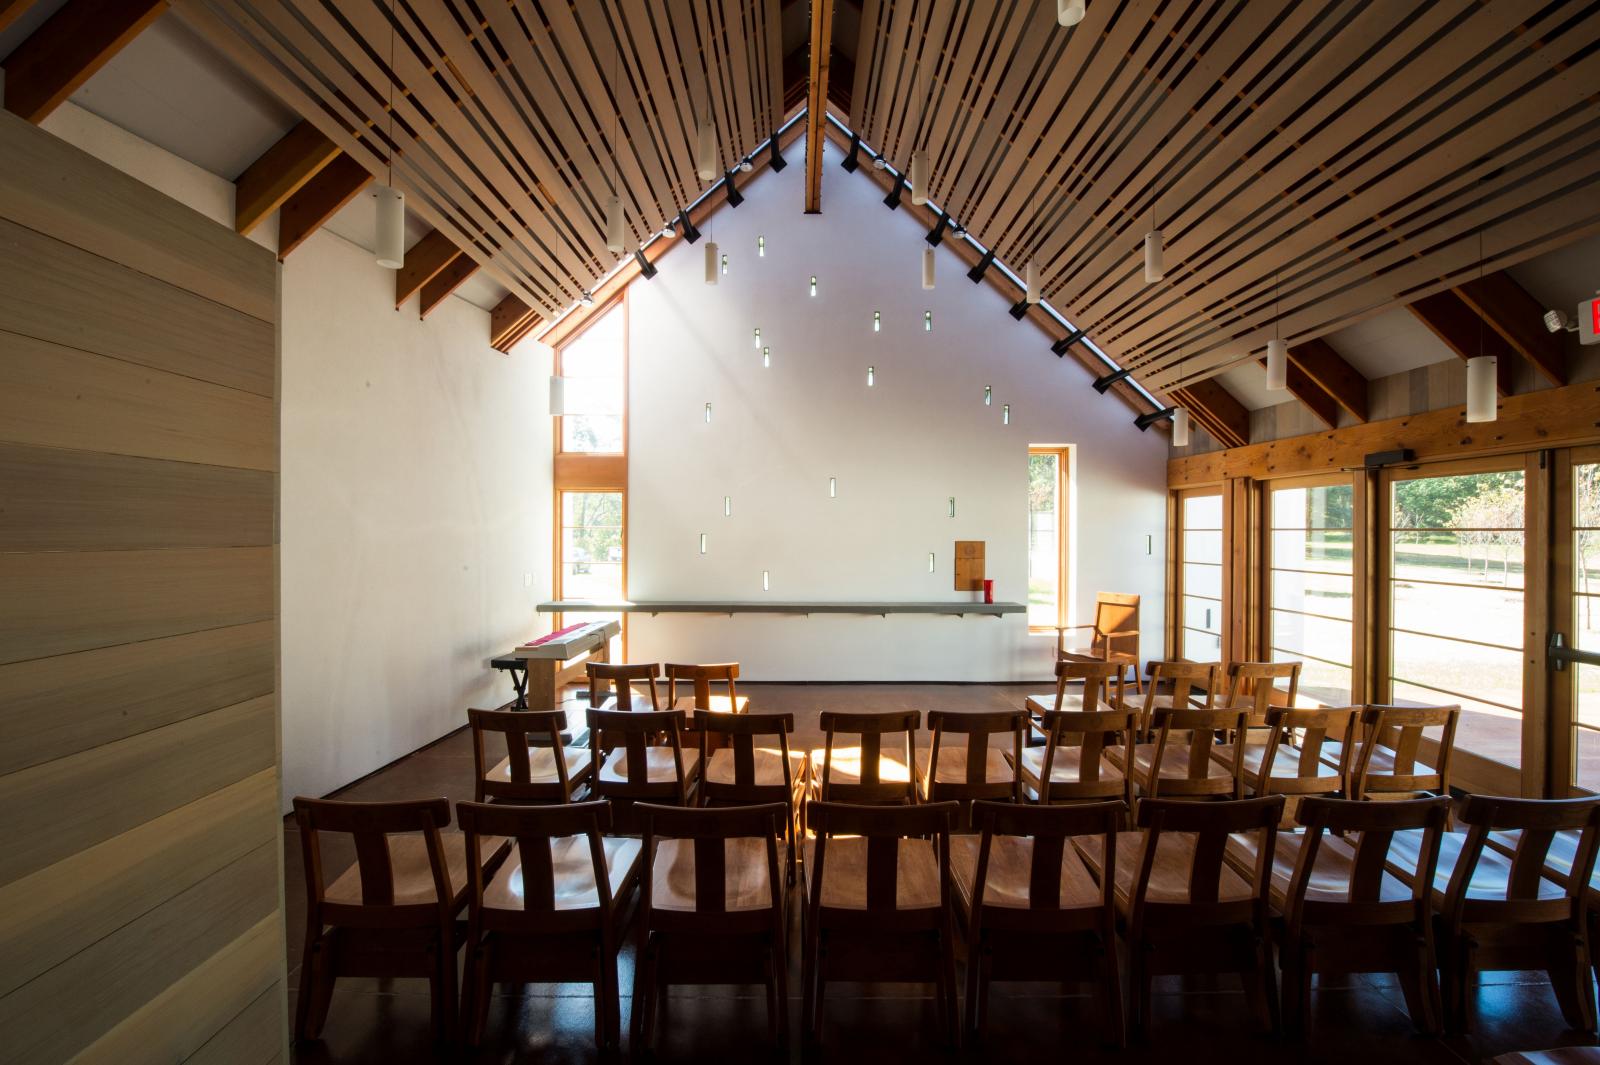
[1466,356,1497,422]
[548,376,566,416]
[704,240,719,285]
[604,196,624,254]
[910,150,929,206]
[1172,406,1190,447]
[374,185,405,269]
[1143,229,1164,283]
[1265,338,1288,391]
[696,120,716,182]
[1058,0,1087,27]
[921,246,935,290]
[1025,260,1041,304]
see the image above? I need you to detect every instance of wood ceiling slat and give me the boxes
[845,0,881,129]
[915,0,1016,218]
[617,0,699,210]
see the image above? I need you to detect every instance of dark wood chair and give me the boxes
[696,711,809,883]
[456,799,641,1050]
[915,710,1025,817]
[1106,705,1249,801]
[1022,658,1128,746]
[810,709,919,807]
[802,800,962,1047]
[1122,660,1219,732]
[1013,704,1136,808]
[953,799,1126,1046]
[585,708,698,831]
[1075,795,1285,1034]
[1219,707,1356,809]
[631,802,790,1053]
[1224,795,1451,1036]
[666,661,749,716]
[1321,704,1459,801]
[292,796,508,1043]
[467,707,591,804]
[586,661,662,713]
[1055,591,1142,692]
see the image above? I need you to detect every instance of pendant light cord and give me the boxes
[387,0,395,188]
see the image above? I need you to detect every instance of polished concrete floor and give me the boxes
[286,683,1593,1064]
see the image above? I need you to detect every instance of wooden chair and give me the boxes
[1422,796,1600,1034]
[802,800,962,1047]
[1214,660,1302,715]
[1056,591,1142,693]
[915,710,1025,816]
[586,661,662,713]
[631,802,790,1053]
[1217,706,1356,807]
[953,799,1126,1046]
[1122,660,1219,734]
[467,707,591,805]
[666,661,749,716]
[1223,795,1451,1036]
[1321,704,1460,800]
[696,711,809,883]
[809,709,919,807]
[584,708,698,831]
[1022,658,1127,746]
[1013,705,1136,808]
[455,799,641,1050]
[1106,705,1249,801]
[292,796,508,1043]
[1074,795,1285,1034]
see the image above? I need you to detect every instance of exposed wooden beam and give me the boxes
[1407,291,1516,396]
[418,253,478,319]
[0,0,167,123]
[1258,355,1339,429]
[491,294,542,352]
[0,0,40,35]
[1454,271,1567,387]
[1288,338,1369,422]
[1174,379,1250,449]
[803,0,834,213]
[275,154,371,262]
[233,120,340,236]
[395,229,462,308]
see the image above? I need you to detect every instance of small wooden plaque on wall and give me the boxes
[954,540,986,592]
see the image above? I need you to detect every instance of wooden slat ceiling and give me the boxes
[846,0,1600,397]
[175,0,788,319]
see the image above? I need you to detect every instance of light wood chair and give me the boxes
[809,709,919,807]
[1106,705,1249,801]
[954,799,1126,1046]
[802,800,962,1047]
[1321,704,1460,801]
[1013,705,1136,808]
[467,707,591,805]
[292,796,508,1044]
[1223,795,1451,1036]
[1023,658,1128,746]
[1056,591,1142,692]
[696,711,809,883]
[584,708,698,831]
[1075,795,1285,1034]
[666,661,749,716]
[1123,660,1220,734]
[631,801,790,1053]
[586,661,662,713]
[455,799,641,1050]
[915,709,1025,817]
[1216,706,1356,807]
[1214,660,1302,715]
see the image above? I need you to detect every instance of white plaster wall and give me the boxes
[625,133,1168,681]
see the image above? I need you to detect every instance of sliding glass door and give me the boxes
[1555,446,1600,795]
[1176,488,1224,661]
[1267,477,1356,705]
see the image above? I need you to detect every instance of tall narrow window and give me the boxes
[1568,453,1600,790]
[558,490,625,655]
[1028,447,1070,629]
[557,303,624,453]
[1268,479,1355,704]
[1178,490,1224,660]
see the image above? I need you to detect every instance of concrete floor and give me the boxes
[285,683,1593,1064]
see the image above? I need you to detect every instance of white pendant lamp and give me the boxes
[1143,228,1164,283]
[696,120,717,182]
[1172,406,1190,447]
[922,246,936,290]
[1058,0,1087,27]
[374,185,405,269]
[1466,356,1497,423]
[704,240,719,285]
[910,150,930,206]
[1265,338,1288,391]
[548,375,566,416]
[1025,260,1042,304]
[604,195,625,254]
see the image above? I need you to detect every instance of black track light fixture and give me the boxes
[1135,407,1176,431]
[1093,367,1133,392]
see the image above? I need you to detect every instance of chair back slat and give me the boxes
[693,836,727,912]
[866,836,900,911]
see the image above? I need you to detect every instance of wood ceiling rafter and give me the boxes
[233,119,342,235]
[176,0,787,320]
[845,0,1600,422]
[1,0,169,123]
[0,0,39,35]
[804,0,834,212]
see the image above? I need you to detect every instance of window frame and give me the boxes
[553,293,628,458]
[1173,484,1226,662]
[1552,443,1600,797]
[1262,472,1360,707]
[1027,445,1072,633]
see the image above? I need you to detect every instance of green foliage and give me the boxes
[1393,471,1521,531]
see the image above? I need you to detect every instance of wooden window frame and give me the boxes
[1552,443,1600,797]
[1027,446,1072,633]
[1172,484,1226,663]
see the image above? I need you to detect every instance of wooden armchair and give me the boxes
[467,707,591,805]
[954,799,1126,1046]
[455,799,640,1050]
[584,708,698,830]
[809,709,919,807]
[292,796,508,1043]
[696,711,809,883]
[915,709,1026,815]
[1056,591,1142,692]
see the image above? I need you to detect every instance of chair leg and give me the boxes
[593,941,610,1051]
[1548,931,1599,1034]
[964,936,983,1040]
[1100,931,1127,1050]
[773,934,791,1044]
[943,927,962,1047]
[296,932,337,1041]
[462,940,493,1048]
[1133,944,1153,1037]
[801,929,818,1044]
[630,935,653,1056]
[1240,931,1276,1034]
[1282,942,1310,1039]
[1395,930,1440,1036]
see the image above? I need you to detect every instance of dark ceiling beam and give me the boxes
[1288,338,1369,423]
[1258,355,1339,429]
[275,153,371,262]
[1453,271,1567,387]
[234,120,341,236]
[491,294,543,352]
[419,253,478,319]
[0,0,40,35]
[395,228,463,308]
[1173,379,1250,449]
[0,0,167,123]
[803,0,835,213]
[1408,290,1516,395]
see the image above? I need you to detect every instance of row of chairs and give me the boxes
[292,789,1600,1051]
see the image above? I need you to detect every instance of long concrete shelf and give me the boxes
[537,600,1025,617]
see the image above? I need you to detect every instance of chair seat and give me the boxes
[1074,831,1254,914]
[486,746,593,786]
[1106,743,1235,790]
[801,837,941,911]
[484,836,642,912]
[326,832,507,909]
[808,747,912,790]
[914,746,1015,790]
[1022,693,1122,717]
[1013,745,1124,789]
[598,746,701,785]
[1488,828,1596,892]
[651,837,778,912]
[592,692,660,713]
[949,833,1101,912]
[1215,743,1341,787]
[1384,830,1566,904]
[672,694,751,716]
[1319,741,1437,785]
[1223,831,1412,910]
[704,746,809,800]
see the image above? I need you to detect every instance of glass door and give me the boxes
[1554,446,1600,795]
[1267,477,1356,706]
[1176,488,1225,661]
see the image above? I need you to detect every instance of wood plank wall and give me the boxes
[0,111,285,1062]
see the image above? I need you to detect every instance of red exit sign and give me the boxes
[1584,295,1600,346]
